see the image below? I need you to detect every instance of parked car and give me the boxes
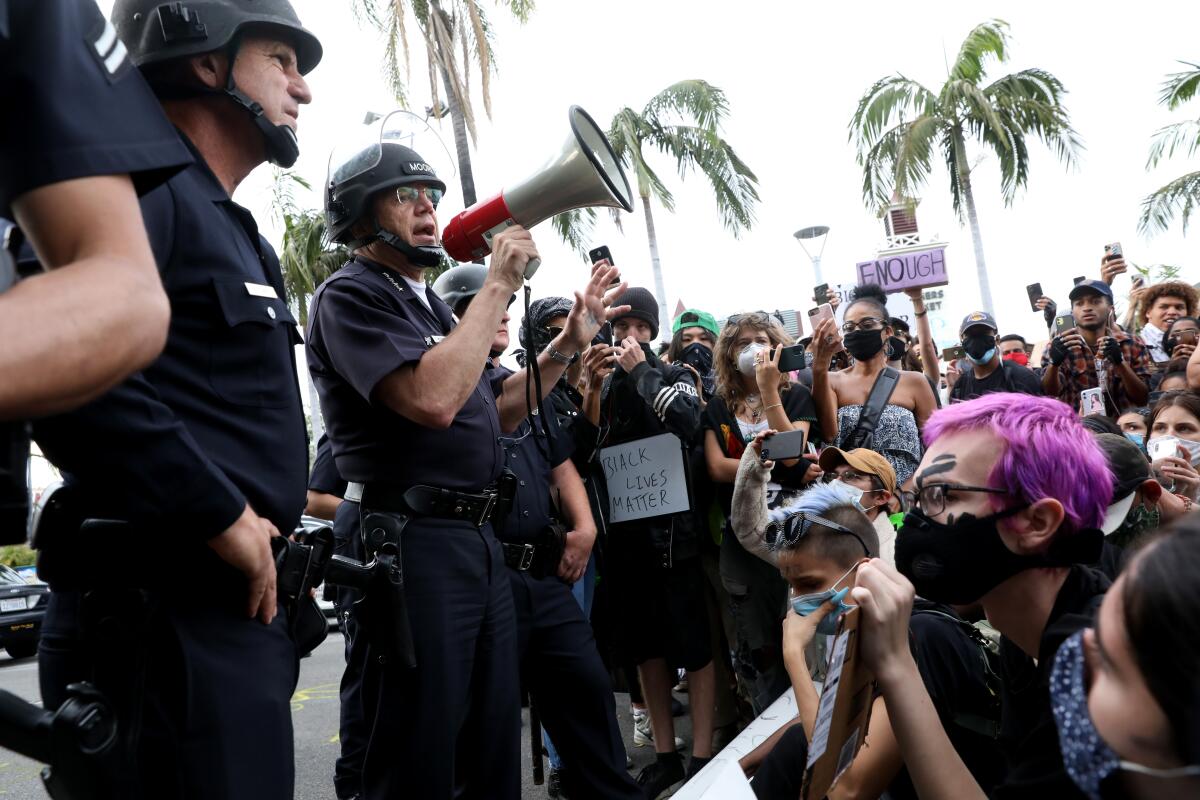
[0,564,48,659]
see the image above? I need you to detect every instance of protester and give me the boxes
[998,334,1031,366]
[851,392,1112,798]
[1116,407,1150,446]
[903,287,943,389]
[817,446,899,564]
[810,284,937,485]
[1145,390,1200,502]
[1132,280,1198,364]
[950,312,1042,401]
[702,312,816,712]
[670,309,720,400]
[1042,280,1151,415]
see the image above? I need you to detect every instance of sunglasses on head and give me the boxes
[765,511,870,556]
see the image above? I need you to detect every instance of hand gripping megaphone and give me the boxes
[441,106,634,279]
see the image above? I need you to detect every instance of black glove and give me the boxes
[1049,337,1070,366]
[1102,336,1124,365]
[1042,298,1058,329]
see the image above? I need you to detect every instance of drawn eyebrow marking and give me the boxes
[916,454,957,487]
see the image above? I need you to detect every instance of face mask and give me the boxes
[895,506,1103,604]
[1003,351,1030,367]
[843,329,885,361]
[886,336,907,361]
[1108,501,1159,550]
[1148,435,1200,467]
[963,333,997,365]
[1051,631,1200,800]
[738,343,768,376]
[1124,432,1145,450]
[679,341,714,374]
[835,480,881,513]
[790,562,858,635]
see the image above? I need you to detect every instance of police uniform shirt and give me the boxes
[492,366,571,543]
[1,0,191,214]
[33,134,308,537]
[308,433,347,499]
[306,256,502,490]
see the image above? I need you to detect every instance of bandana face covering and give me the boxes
[1004,350,1030,367]
[679,341,714,374]
[1051,631,1200,800]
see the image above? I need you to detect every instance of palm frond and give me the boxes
[949,19,1009,83]
[642,79,728,130]
[1138,170,1200,236]
[942,130,966,220]
[849,74,939,150]
[550,208,597,258]
[984,68,1082,168]
[503,0,534,23]
[1159,61,1200,110]
[464,0,492,118]
[1147,118,1200,168]
[649,124,759,234]
[383,8,410,106]
[610,109,673,207]
[970,110,1029,204]
[858,116,943,210]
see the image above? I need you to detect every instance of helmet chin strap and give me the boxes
[222,37,300,168]
[345,221,445,269]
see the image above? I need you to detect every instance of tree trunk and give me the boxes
[641,195,669,342]
[436,62,477,209]
[953,127,993,316]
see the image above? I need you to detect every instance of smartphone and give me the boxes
[771,344,807,372]
[588,245,613,265]
[1149,435,1181,461]
[814,283,830,306]
[1104,242,1123,260]
[1080,387,1105,417]
[1054,314,1077,337]
[760,429,806,462]
[1073,276,1087,285]
[941,346,965,362]
[1026,283,1043,312]
[807,303,834,331]
[592,323,613,347]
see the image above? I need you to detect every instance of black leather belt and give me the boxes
[347,482,499,528]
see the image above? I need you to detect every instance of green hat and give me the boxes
[672,309,719,338]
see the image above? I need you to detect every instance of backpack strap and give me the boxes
[845,367,900,450]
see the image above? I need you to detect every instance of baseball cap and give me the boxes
[819,447,898,495]
[1094,433,1152,535]
[1069,279,1115,304]
[959,311,998,337]
[672,309,720,339]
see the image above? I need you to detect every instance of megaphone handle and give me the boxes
[524,257,541,280]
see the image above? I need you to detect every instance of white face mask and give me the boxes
[1148,435,1200,466]
[737,343,768,376]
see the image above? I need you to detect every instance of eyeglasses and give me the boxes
[765,511,870,557]
[900,483,1009,516]
[841,316,885,334]
[822,470,883,491]
[395,185,444,208]
[727,311,772,325]
[544,325,564,339]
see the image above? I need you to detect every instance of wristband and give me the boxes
[914,311,927,318]
[546,344,577,365]
[762,403,784,413]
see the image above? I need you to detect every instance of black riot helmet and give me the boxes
[431,264,488,316]
[112,0,323,167]
[326,139,449,269]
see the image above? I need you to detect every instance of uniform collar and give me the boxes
[175,129,234,203]
[353,255,455,331]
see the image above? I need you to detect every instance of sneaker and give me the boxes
[636,753,684,799]
[673,670,688,693]
[546,766,568,798]
[632,708,685,750]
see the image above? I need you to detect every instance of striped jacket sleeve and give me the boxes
[629,362,701,440]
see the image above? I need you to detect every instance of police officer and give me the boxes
[1,0,192,417]
[307,130,626,798]
[432,268,642,798]
[28,1,321,797]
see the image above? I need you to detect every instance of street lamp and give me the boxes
[793,225,831,285]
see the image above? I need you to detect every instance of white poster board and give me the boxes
[599,432,691,524]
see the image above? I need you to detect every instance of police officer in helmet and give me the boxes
[307,127,628,799]
[431,266,642,798]
[29,1,321,797]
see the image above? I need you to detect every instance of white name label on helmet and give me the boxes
[407,163,434,174]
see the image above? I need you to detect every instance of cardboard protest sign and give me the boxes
[855,247,948,293]
[802,606,875,800]
[599,433,691,523]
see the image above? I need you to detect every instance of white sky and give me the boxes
[102,0,1200,354]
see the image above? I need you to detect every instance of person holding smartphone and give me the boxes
[701,312,817,713]
[1131,281,1197,364]
[950,311,1043,402]
[1042,280,1151,415]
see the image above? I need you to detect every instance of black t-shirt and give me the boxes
[993,565,1110,799]
[1,0,191,214]
[951,361,1043,402]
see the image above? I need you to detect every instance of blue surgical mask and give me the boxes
[1125,432,1145,450]
[789,562,858,635]
[1051,631,1200,800]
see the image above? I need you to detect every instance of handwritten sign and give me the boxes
[855,246,948,293]
[599,433,691,523]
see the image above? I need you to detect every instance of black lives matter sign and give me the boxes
[599,433,691,523]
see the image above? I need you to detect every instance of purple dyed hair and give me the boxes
[923,393,1113,534]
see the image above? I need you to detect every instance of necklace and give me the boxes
[744,392,763,422]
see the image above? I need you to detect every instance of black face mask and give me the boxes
[679,341,714,374]
[895,507,1104,604]
[886,336,907,361]
[844,329,886,361]
[963,333,996,361]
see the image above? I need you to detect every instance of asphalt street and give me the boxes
[0,632,693,798]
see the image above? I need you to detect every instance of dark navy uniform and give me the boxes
[492,366,642,798]
[0,0,190,215]
[306,255,519,800]
[31,133,307,799]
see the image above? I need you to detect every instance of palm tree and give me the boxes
[271,170,348,326]
[1139,61,1200,236]
[351,0,532,208]
[559,80,759,330]
[850,20,1081,315]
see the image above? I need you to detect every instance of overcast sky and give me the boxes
[101,0,1200,352]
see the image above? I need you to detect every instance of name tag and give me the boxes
[424,335,446,348]
[245,282,278,299]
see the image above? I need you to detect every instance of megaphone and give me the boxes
[441,106,634,279]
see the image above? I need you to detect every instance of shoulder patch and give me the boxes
[86,16,131,82]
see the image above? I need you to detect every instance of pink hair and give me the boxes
[923,393,1113,534]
